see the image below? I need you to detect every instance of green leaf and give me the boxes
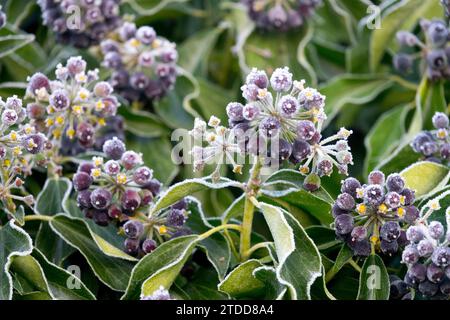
[31,249,96,300]
[400,161,450,198]
[119,107,168,138]
[0,221,33,300]
[34,177,74,265]
[259,202,322,299]
[49,215,135,291]
[218,260,266,299]
[370,0,442,71]
[253,266,287,300]
[375,141,421,176]
[178,28,224,73]
[126,133,179,185]
[185,198,231,281]
[122,235,198,300]
[357,254,389,300]
[324,244,354,283]
[127,0,189,16]
[149,177,242,216]
[10,255,52,300]
[3,0,35,26]
[321,74,393,125]
[0,26,34,59]
[6,205,25,226]
[34,177,72,215]
[364,105,409,175]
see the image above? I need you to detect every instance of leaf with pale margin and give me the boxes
[357,254,389,300]
[260,202,322,299]
[0,221,33,300]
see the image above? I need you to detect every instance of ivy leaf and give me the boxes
[259,202,322,300]
[0,221,33,300]
[49,215,135,291]
[34,178,74,265]
[185,198,231,281]
[122,235,198,300]
[0,26,34,59]
[127,0,189,16]
[218,260,266,299]
[321,74,393,125]
[375,141,421,176]
[370,0,442,71]
[357,254,389,300]
[119,107,168,138]
[31,249,96,300]
[400,161,450,199]
[6,205,25,226]
[149,177,242,216]
[10,255,53,300]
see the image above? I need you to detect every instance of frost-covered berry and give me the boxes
[27,73,50,96]
[297,120,316,141]
[49,90,70,110]
[390,279,409,299]
[242,104,260,121]
[336,193,355,211]
[123,220,144,239]
[104,160,120,176]
[403,245,420,264]
[407,263,427,283]
[417,239,435,257]
[90,188,112,210]
[133,166,153,185]
[427,50,447,70]
[142,239,157,253]
[73,172,93,191]
[77,190,92,209]
[94,82,113,98]
[351,226,367,242]
[432,247,450,267]
[23,134,46,154]
[303,173,321,191]
[121,189,141,212]
[124,238,140,255]
[396,31,419,47]
[401,188,415,206]
[368,170,385,185]
[121,151,142,170]
[144,179,162,196]
[350,239,371,256]
[166,209,186,227]
[259,116,281,137]
[78,162,95,175]
[340,177,361,198]
[226,102,244,122]
[335,214,354,235]
[103,137,126,160]
[427,20,449,47]
[0,10,6,29]
[386,174,405,193]
[278,95,299,117]
[108,204,122,219]
[276,138,292,161]
[246,68,268,88]
[76,122,95,147]
[406,226,424,243]
[429,221,445,240]
[363,184,384,206]
[403,206,419,224]
[427,264,445,283]
[385,192,401,208]
[419,281,439,297]
[381,239,399,255]
[432,112,449,129]
[380,221,401,242]
[136,26,156,45]
[270,67,292,92]
[1,109,17,126]
[393,54,413,74]
[332,204,348,217]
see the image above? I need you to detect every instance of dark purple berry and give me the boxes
[386,173,405,193]
[350,239,371,256]
[90,188,112,210]
[335,214,354,235]
[336,193,355,210]
[73,172,93,191]
[121,189,141,212]
[381,239,399,255]
[390,280,409,299]
[432,112,449,129]
[49,89,70,110]
[393,54,413,74]
[380,221,401,242]
[427,264,445,283]
[432,247,450,267]
[259,116,280,137]
[226,102,244,122]
[429,221,445,240]
[142,239,157,253]
[78,162,95,175]
[93,210,109,226]
[76,122,95,147]
[133,166,153,185]
[297,120,316,141]
[77,190,92,209]
[402,245,420,264]
[332,204,348,217]
[363,184,384,206]
[419,281,439,297]
[23,134,46,154]
[108,204,122,219]
[166,209,186,227]
[351,226,367,242]
[27,73,50,95]
[123,220,144,239]
[340,177,361,198]
[291,139,311,163]
[144,179,162,196]
[407,263,427,284]
[124,238,140,255]
[403,206,419,224]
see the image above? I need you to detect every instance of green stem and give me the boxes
[245,241,273,258]
[23,215,53,222]
[198,224,242,241]
[348,259,362,273]
[239,157,262,262]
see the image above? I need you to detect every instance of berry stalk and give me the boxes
[239,156,263,261]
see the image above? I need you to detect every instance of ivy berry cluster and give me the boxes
[37,0,122,48]
[73,137,189,257]
[25,56,120,165]
[402,208,450,299]
[394,18,450,81]
[241,0,322,32]
[100,21,178,104]
[226,67,353,190]
[333,171,418,256]
[411,112,450,165]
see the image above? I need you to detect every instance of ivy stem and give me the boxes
[198,224,242,241]
[348,259,362,273]
[239,157,263,262]
[23,215,53,222]
[245,241,273,258]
